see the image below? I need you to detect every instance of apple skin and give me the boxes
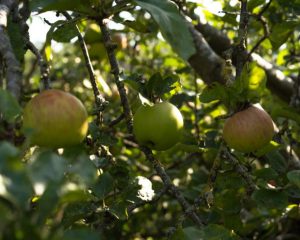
[23,89,88,148]
[223,106,274,153]
[133,102,184,151]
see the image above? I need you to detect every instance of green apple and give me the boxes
[133,102,184,151]
[23,89,88,148]
[223,106,274,153]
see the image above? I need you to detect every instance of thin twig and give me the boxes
[26,42,51,89]
[109,113,125,127]
[23,43,47,88]
[193,73,200,143]
[99,18,204,226]
[247,0,272,59]
[99,19,133,132]
[235,0,249,78]
[222,148,257,193]
[207,146,223,189]
[141,146,204,226]
[11,0,51,90]
[62,12,106,125]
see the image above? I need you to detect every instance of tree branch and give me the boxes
[194,21,294,102]
[222,148,257,194]
[187,24,226,85]
[235,0,249,78]
[62,12,106,125]
[0,0,22,99]
[99,18,204,226]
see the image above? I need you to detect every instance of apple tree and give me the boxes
[0,0,300,239]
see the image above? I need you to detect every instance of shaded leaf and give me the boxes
[287,170,300,188]
[52,21,78,43]
[199,83,227,104]
[173,225,239,240]
[265,150,287,173]
[28,151,66,187]
[0,90,22,123]
[269,21,299,50]
[252,189,288,211]
[63,228,102,240]
[109,201,128,220]
[92,172,114,200]
[7,17,26,62]
[30,0,96,15]
[135,0,196,60]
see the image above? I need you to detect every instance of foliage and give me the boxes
[0,0,300,239]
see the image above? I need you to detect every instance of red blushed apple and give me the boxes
[23,89,88,148]
[223,106,274,153]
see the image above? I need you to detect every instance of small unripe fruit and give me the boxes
[223,106,274,152]
[23,89,88,148]
[133,102,184,151]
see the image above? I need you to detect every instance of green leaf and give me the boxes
[269,21,299,50]
[0,172,33,209]
[0,90,22,123]
[30,0,96,15]
[182,227,203,240]
[215,190,241,214]
[122,20,150,33]
[146,73,181,98]
[248,0,265,11]
[109,201,128,220]
[201,224,240,240]
[254,168,278,181]
[0,142,19,165]
[0,202,14,230]
[252,189,288,211]
[92,172,114,200]
[7,17,26,62]
[63,228,102,240]
[233,63,250,95]
[135,0,196,60]
[88,122,118,146]
[36,183,60,224]
[67,154,98,184]
[287,170,300,188]
[52,21,78,43]
[199,83,227,103]
[253,140,280,157]
[265,150,287,173]
[0,142,33,209]
[215,172,246,190]
[176,225,239,240]
[62,202,95,227]
[28,151,66,187]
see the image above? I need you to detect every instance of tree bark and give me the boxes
[190,22,294,102]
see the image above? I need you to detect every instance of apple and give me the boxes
[133,102,184,151]
[23,89,88,148]
[223,105,274,152]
